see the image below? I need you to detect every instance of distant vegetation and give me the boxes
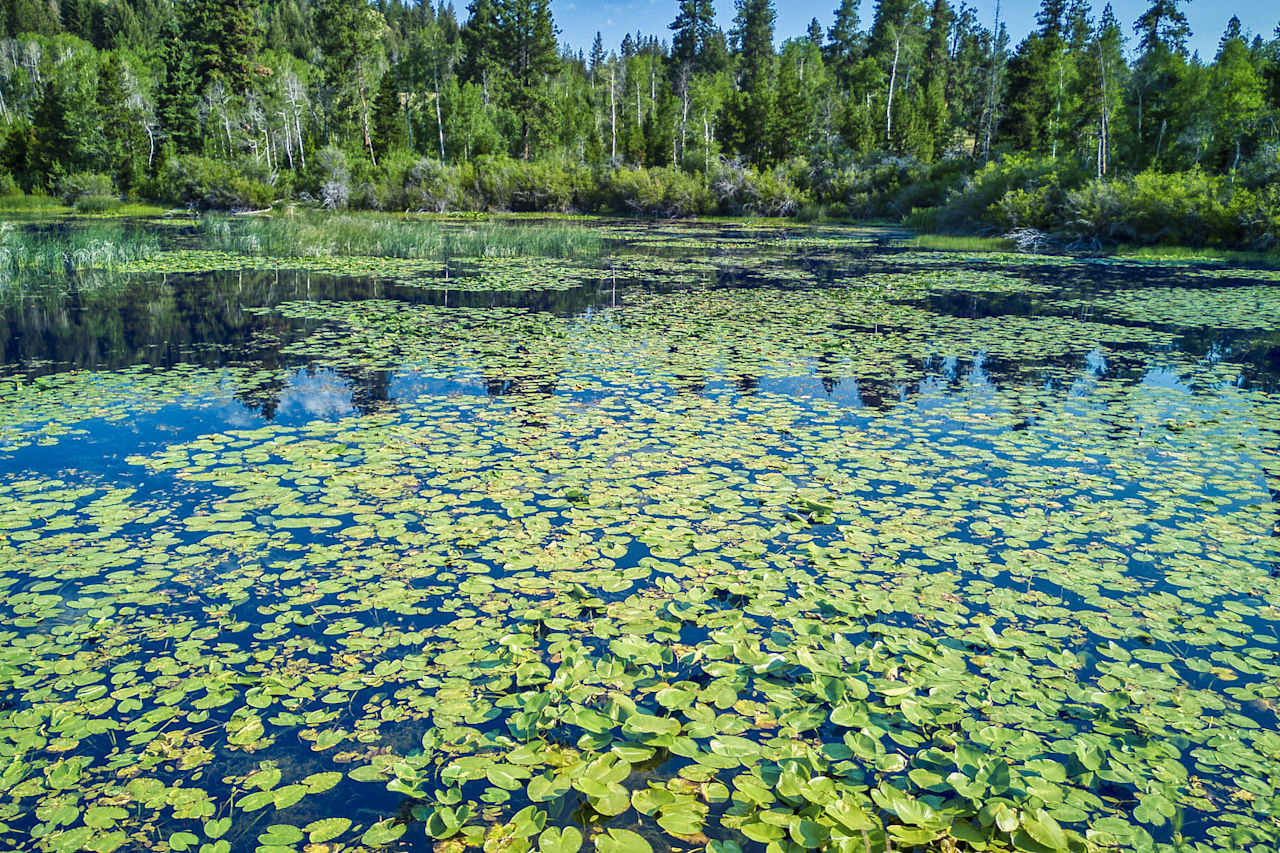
[1,0,1278,248]
[201,212,603,259]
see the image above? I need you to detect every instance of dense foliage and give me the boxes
[1,0,1280,245]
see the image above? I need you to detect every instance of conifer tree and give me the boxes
[825,0,862,90]
[671,0,724,74]
[1211,20,1264,171]
[495,0,558,158]
[371,68,408,157]
[316,0,385,163]
[724,0,776,165]
[917,0,952,160]
[156,16,202,152]
[183,0,262,93]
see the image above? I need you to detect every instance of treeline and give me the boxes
[1,0,1280,246]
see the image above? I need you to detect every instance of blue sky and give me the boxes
[553,0,1278,61]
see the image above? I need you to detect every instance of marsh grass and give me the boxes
[201,212,603,260]
[905,234,1016,252]
[0,223,160,286]
[1112,244,1280,266]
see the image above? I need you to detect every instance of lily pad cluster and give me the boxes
[0,221,1278,853]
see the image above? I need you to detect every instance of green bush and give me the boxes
[148,156,275,210]
[930,154,1085,232]
[0,172,22,196]
[594,166,710,216]
[57,172,116,204]
[710,159,808,216]
[460,156,586,212]
[383,153,463,212]
[72,195,123,213]
[1064,170,1280,249]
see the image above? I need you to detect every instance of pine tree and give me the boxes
[316,0,385,163]
[998,0,1072,155]
[867,0,926,148]
[372,68,408,157]
[1034,0,1067,41]
[1134,0,1189,56]
[1073,2,1123,174]
[806,18,822,47]
[825,0,861,89]
[917,0,952,160]
[495,0,558,158]
[1130,0,1191,167]
[670,0,724,74]
[60,0,89,40]
[589,31,605,82]
[1211,19,1264,171]
[460,0,499,86]
[773,38,814,160]
[724,0,776,165]
[156,16,202,152]
[183,0,262,93]
[1219,16,1242,53]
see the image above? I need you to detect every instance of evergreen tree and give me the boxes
[372,68,408,157]
[867,0,926,149]
[825,0,862,89]
[156,16,202,152]
[183,0,262,92]
[1130,0,1191,167]
[316,0,385,163]
[917,0,952,160]
[1211,20,1265,170]
[670,0,725,74]
[1219,16,1242,52]
[999,0,1072,155]
[495,0,558,158]
[1134,0,1190,56]
[1077,2,1126,174]
[724,0,776,165]
[589,31,605,81]
[460,0,499,86]
[773,37,819,160]
[60,0,89,40]
[807,18,822,47]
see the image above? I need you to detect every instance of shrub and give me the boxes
[930,154,1085,232]
[459,156,587,212]
[383,154,463,212]
[57,172,115,204]
[148,156,274,210]
[1064,170,1280,250]
[72,195,123,213]
[594,166,710,217]
[0,171,23,197]
[710,159,807,217]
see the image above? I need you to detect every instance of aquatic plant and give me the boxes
[0,219,1279,853]
[199,212,604,260]
[0,222,160,285]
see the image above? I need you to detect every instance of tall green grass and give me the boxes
[1111,244,1280,266]
[904,234,1015,252]
[0,223,160,282]
[200,213,603,260]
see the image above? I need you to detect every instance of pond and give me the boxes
[0,218,1278,853]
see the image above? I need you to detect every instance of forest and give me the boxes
[1,0,1279,247]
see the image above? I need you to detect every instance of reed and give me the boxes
[904,234,1015,252]
[0,223,160,283]
[200,212,602,260]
